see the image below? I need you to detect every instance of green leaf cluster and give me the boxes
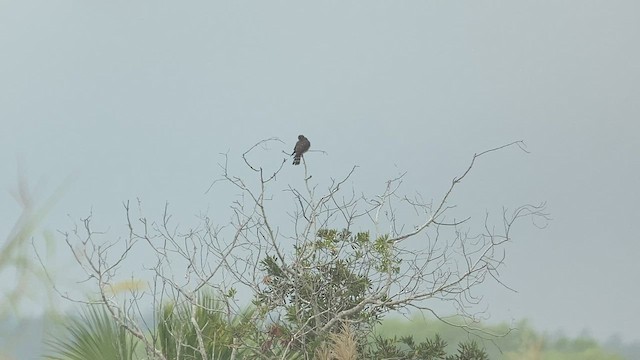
[45,305,137,360]
[157,292,255,360]
[364,334,488,360]
[257,229,398,346]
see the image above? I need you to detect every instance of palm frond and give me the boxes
[45,304,138,360]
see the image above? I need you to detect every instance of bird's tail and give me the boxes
[293,155,301,165]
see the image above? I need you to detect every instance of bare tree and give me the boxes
[52,139,548,359]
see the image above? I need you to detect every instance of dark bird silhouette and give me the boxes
[292,135,310,165]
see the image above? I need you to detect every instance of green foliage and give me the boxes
[364,334,488,360]
[256,228,401,355]
[537,349,624,360]
[255,229,503,358]
[445,341,489,360]
[551,335,600,352]
[376,315,626,360]
[45,293,257,360]
[253,229,400,354]
[45,305,138,360]
[157,292,255,360]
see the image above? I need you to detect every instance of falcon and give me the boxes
[292,135,310,165]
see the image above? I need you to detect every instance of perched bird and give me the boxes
[292,135,311,165]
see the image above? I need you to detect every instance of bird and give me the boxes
[292,135,311,165]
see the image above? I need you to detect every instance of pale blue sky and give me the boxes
[1,1,640,344]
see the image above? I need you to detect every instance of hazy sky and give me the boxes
[1,1,639,344]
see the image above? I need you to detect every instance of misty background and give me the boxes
[1,0,639,351]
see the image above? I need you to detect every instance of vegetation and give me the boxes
[43,141,551,359]
[4,142,629,359]
[0,173,63,359]
[156,292,255,360]
[44,300,627,360]
[45,305,138,360]
[376,315,625,360]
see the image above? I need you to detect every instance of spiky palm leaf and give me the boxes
[45,304,138,360]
